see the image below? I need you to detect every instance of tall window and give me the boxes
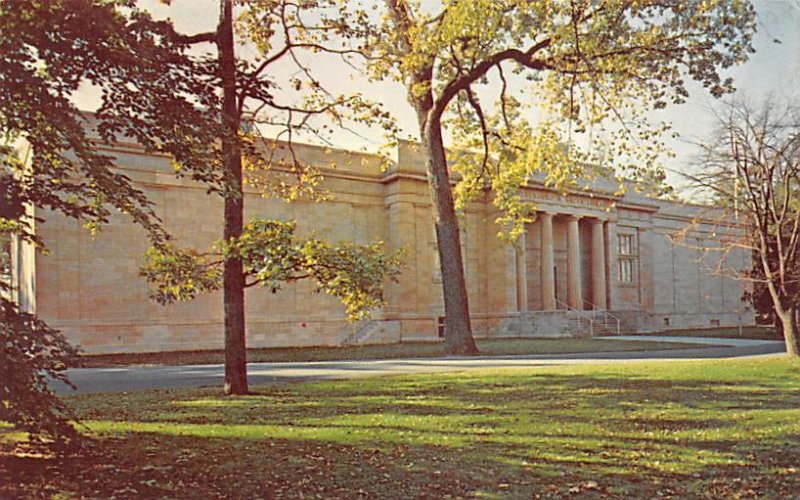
[617,232,638,283]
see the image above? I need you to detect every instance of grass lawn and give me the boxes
[80,337,696,367]
[3,357,800,498]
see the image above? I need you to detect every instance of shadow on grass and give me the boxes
[4,429,798,498]
[4,360,800,498]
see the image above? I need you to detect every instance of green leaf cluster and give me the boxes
[141,218,402,321]
[1,0,223,245]
[139,245,222,306]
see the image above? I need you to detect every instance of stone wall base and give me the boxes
[613,311,753,334]
[63,309,755,354]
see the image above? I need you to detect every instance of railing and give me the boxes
[556,299,596,336]
[583,299,622,336]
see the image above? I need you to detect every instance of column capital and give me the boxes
[538,211,555,219]
[566,214,582,222]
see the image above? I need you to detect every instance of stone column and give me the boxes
[515,228,528,312]
[590,218,607,309]
[10,205,36,314]
[566,215,583,309]
[539,212,556,310]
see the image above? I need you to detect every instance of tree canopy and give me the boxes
[0,0,214,448]
[1,0,206,242]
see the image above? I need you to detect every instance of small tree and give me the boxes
[684,99,800,356]
[743,243,782,328]
[365,0,756,354]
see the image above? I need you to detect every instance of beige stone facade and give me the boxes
[16,139,753,353]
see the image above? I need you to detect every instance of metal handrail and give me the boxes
[583,299,622,336]
[556,299,595,336]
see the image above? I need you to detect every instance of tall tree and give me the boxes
[218,0,249,395]
[141,0,397,395]
[366,0,756,354]
[683,99,800,356]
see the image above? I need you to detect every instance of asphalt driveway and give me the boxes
[51,336,786,395]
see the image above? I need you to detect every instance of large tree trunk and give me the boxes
[776,306,800,357]
[418,113,478,355]
[218,0,248,395]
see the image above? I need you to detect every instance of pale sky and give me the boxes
[76,0,800,193]
[657,0,800,192]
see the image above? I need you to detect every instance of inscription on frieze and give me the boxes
[524,190,613,210]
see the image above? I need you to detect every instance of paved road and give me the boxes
[52,336,786,395]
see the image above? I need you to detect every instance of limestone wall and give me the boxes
[36,141,394,353]
[648,203,751,330]
[32,138,754,353]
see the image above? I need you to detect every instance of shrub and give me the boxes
[1,297,81,450]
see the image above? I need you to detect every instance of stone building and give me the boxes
[11,136,753,353]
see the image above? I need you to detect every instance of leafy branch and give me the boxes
[140,218,403,321]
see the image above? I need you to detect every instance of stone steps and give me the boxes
[565,311,631,337]
[340,321,382,346]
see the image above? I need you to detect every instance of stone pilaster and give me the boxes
[515,228,528,311]
[590,218,607,309]
[638,226,655,311]
[604,220,618,310]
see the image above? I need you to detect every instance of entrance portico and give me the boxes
[516,211,614,313]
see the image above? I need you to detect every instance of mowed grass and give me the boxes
[81,337,695,367]
[3,357,800,498]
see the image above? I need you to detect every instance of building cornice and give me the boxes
[91,136,742,228]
